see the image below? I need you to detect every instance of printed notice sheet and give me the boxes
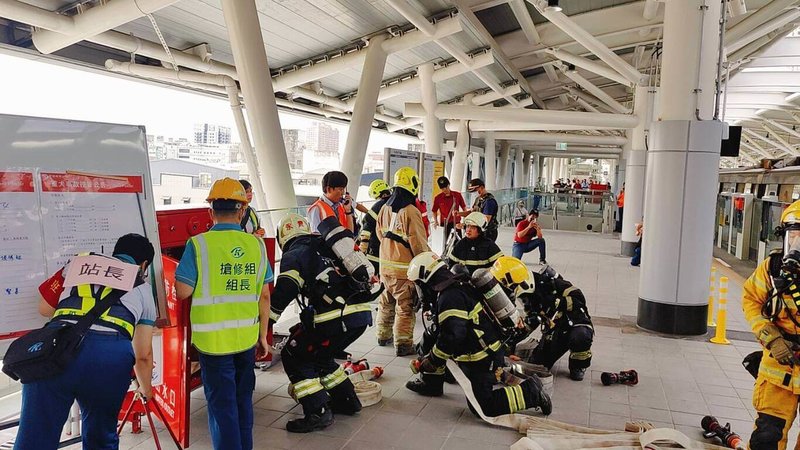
[40,172,146,275]
[0,171,47,334]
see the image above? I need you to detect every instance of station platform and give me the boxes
[26,227,793,449]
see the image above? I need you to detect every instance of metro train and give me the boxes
[716,166,799,264]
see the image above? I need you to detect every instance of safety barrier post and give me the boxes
[707,266,717,327]
[710,276,730,345]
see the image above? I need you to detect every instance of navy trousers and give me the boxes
[15,332,135,450]
[198,347,256,450]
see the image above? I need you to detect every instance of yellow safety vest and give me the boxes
[190,230,267,355]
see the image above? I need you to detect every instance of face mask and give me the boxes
[783,228,800,275]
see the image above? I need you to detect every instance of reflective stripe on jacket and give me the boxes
[190,230,267,355]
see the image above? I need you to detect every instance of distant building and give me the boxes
[306,122,339,158]
[150,159,239,206]
[283,129,305,171]
[194,123,232,145]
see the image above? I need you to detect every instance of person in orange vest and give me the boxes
[308,171,355,233]
[615,183,625,233]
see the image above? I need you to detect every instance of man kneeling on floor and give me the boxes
[404,252,552,417]
[492,256,593,381]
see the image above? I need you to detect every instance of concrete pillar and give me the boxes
[341,35,388,194]
[523,151,533,187]
[514,146,525,188]
[637,0,724,335]
[451,93,474,191]
[498,141,510,189]
[484,132,497,190]
[620,86,653,256]
[535,154,543,187]
[220,0,296,210]
[419,63,441,155]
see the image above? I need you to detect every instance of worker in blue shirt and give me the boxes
[16,233,156,450]
[175,178,273,450]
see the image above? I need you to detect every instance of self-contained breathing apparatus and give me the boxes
[317,216,375,284]
[411,253,533,360]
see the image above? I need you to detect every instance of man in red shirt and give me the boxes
[512,209,547,264]
[431,176,466,239]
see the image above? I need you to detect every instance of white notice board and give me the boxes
[384,148,420,186]
[0,172,47,334]
[0,114,165,339]
[420,153,446,208]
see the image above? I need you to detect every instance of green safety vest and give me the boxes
[190,230,267,355]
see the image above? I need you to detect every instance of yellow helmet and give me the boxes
[464,212,487,229]
[368,179,390,200]
[277,213,311,249]
[491,256,533,290]
[206,177,248,203]
[782,200,800,225]
[394,167,420,196]
[407,251,446,283]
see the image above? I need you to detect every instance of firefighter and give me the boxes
[271,213,375,433]
[742,199,800,450]
[491,256,593,381]
[404,252,552,417]
[359,179,392,274]
[376,167,430,355]
[447,212,503,275]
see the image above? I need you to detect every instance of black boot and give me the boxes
[405,376,443,397]
[522,377,552,416]
[286,407,334,433]
[569,367,586,381]
[329,384,363,416]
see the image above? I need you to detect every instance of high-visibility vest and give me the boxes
[189,230,267,355]
[53,283,137,338]
[309,198,348,229]
[617,191,625,208]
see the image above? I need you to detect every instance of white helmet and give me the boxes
[464,212,487,229]
[407,252,446,283]
[277,213,311,249]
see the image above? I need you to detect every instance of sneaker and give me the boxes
[286,407,334,433]
[377,337,393,347]
[539,260,547,265]
[405,377,444,397]
[569,368,586,381]
[395,343,415,356]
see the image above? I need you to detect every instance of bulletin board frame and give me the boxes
[0,113,166,343]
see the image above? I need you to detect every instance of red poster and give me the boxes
[0,171,34,192]
[40,172,143,193]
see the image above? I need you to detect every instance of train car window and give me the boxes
[757,184,766,198]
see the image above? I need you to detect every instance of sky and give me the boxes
[0,50,418,155]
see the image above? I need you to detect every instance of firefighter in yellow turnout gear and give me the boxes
[743,199,800,450]
[376,167,430,355]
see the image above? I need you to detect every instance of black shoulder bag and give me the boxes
[2,286,126,384]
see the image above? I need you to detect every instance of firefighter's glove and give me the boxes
[410,355,441,374]
[768,337,800,367]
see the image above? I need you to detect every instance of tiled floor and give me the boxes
[9,227,797,448]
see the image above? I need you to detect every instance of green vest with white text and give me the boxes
[189,230,266,355]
